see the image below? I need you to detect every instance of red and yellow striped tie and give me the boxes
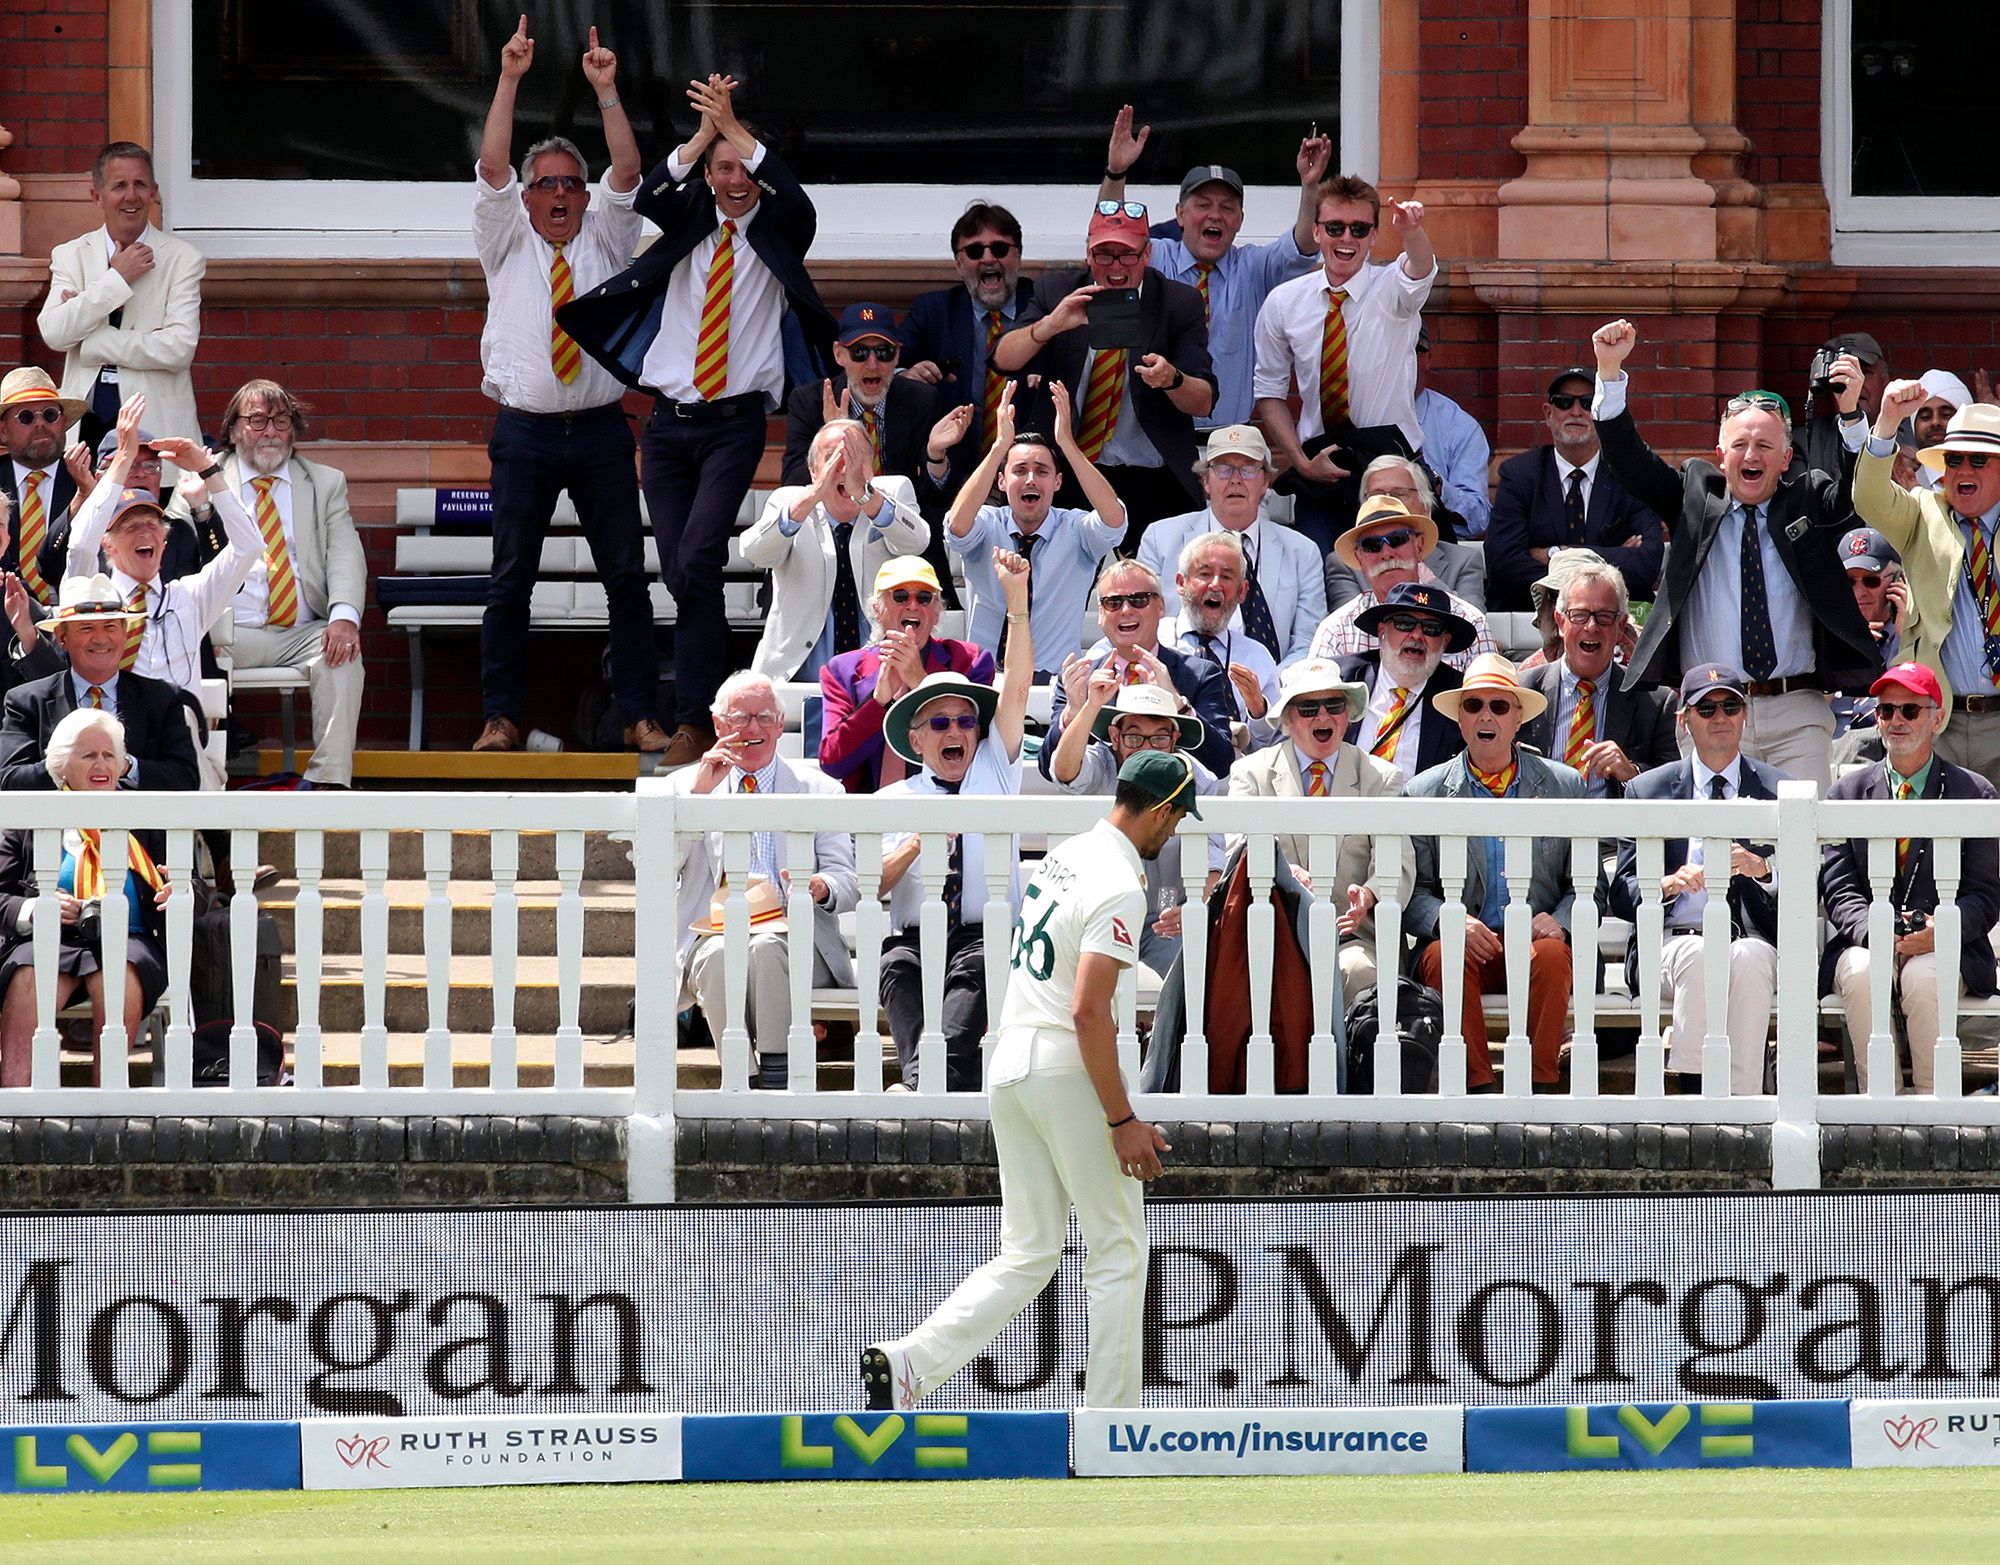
[1565,678,1596,769]
[120,583,146,672]
[1895,775,1913,875]
[1966,522,2000,647]
[861,405,883,472]
[1077,347,1127,461]
[980,311,1006,454]
[1305,760,1329,797]
[739,773,758,794]
[85,684,104,710]
[693,219,737,402]
[250,477,300,629]
[72,827,167,903]
[17,471,50,606]
[1122,658,1145,686]
[1194,263,1215,327]
[1371,686,1412,760]
[549,242,581,385]
[1318,288,1351,430]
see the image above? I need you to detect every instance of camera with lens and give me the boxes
[71,900,103,950]
[1895,907,1929,938]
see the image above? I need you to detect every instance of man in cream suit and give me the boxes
[1226,657,1410,997]
[36,143,204,479]
[742,419,929,684]
[673,671,857,1090]
[169,379,367,787]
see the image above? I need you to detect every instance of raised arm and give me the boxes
[1291,132,1332,256]
[947,382,1015,538]
[687,75,756,166]
[478,14,533,190]
[581,28,641,191]
[1048,380,1127,530]
[1589,319,1691,527]
[992,547,1034,760]
[1097,105,1149,204]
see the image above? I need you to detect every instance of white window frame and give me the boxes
[152,0,1378,260]
[1824,0,2000,265]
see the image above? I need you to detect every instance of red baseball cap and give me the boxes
[1870,662,1944,705]
[1086,204,1150,252]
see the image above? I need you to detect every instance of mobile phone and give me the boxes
[1086,288,1143,351]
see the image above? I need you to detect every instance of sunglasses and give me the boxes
[1289,699,1347,721]
[1383,614,1447,638]
[1095,200,1147,220]
[842,342,898,363]
[1690,697,1746,718]
[925,713,981,732]
[889,588,938,606]
[1561,608,1621,628]
[958,241,1014,261]
[1850,572,1884,589]
[1319,220,1376,239]
[1099,591,1157,611]
[1547,392,1588,411]
[1458,697,1514,716]
[1356,529,1416,555]
[1875,700,1936,722]
[528,175,586,194]
[10,408,62,428]
[1944,452,1994,470]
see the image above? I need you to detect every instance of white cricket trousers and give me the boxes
[888,1066,1148,1409]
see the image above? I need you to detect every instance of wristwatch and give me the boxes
[1167,368,1186,391]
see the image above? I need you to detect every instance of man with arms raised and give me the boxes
[862,748,1187,1410]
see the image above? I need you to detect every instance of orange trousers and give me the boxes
[1416,935,1571,1087]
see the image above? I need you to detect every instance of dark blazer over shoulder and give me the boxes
[1337,653,1466,778]
[1517,659,1677,797]
[1595,401,1878,691]
[895,280,1038,412]
[1819,755,2000,999]
[1485,445,1667,609]
[1013,266,1215,503]
[0,670,200,792]
[558,144,835,392]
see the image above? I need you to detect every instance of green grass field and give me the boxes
[8,1470,2000,1564]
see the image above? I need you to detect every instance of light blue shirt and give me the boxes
[1416,387,1493,537]
[730,757,782,885]
[1151,233,1317,427]
[1474,772,1520,927]
[1093,364,1163,471]
[950,504,1125,673]
[1552,661,1611,797]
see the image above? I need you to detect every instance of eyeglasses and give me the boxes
[958,241,1014,261]
[1114,729,1177,752]
[529,175,586,194]
[10,408,62,428]
[1089,248,1142,267]
[1289,699,1347,721]
[242,412,294,432]
[1208,460,1262,480]
[1561,608,1622,628]
[1875,700,1937,722]
[1944,451,1994,470]
[1319,220,1376,239]
[1690,697,1746,718]
[924,713,982,732]
[1547,392,1588,411]
[1383,614,1447,638]
[719,709,783,727]
[842,343,898,363]
[1850,572,1884,589]
[1095,200,1147,220]
[1459,697,1514,716]
[889,588,938,606]
[1356,529,1416,555]
[1099,591,1158,611]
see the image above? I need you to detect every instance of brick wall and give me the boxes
[1737,0,1821,188]
[1414,4,1529,184]
[0,0,108,176]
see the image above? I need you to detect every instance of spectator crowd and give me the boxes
[11,20,2000,1097]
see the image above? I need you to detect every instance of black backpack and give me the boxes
[1342,980,1444,1094]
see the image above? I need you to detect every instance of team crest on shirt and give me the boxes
[1111,916,1134,948]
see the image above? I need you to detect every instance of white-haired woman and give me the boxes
[0,709,171,1086]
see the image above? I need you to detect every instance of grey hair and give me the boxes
[1361,453,1435,515]
[1719,394,1792,445]
[45,707,126,787]
[1555,559,1630,621]
[1095,554,1163,592]
[709,670,779,719]
[1178,528,1246,580]
[809,418,873,478]
[520,136,589,189]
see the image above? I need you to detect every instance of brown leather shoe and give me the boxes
[623,716,673,755]
[473,716,522,752]
[655,723,714,768]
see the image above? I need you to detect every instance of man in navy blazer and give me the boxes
[1042,556,1235,780]
[1485,367,1666,610]
[1822,662,2000,1094]
[559,76,836,769]
[1610,665,1783,1095]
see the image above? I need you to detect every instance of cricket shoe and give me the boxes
[860,1343,922,1410]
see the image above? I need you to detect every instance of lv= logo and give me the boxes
[779,1414,969,1469]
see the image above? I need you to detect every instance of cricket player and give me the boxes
[861,749,1193,1410]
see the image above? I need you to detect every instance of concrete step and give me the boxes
[256,830,636,883]
[264,879,635,956]
[291,952,636,1033]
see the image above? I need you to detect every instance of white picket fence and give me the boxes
[4,782,1998,1197]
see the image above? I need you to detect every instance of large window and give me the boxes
[161,0,1372,258]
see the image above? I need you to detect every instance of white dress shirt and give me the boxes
[1162,615,1280,747]
[1555,449,1600,513]
[1669,756,1742,928]
[472,164,641,412]
[1354,674,1424,780]
[639,144,785,409]
[1253,258,1436,449]
[225,467,361,630]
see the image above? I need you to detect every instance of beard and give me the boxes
[238,437,292,476]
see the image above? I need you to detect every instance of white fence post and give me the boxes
[1771,780,1823,1190]
[628,779,677,1203]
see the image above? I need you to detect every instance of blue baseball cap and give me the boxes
[836,303,898,347]
[1679,664,1749,706]
[1840,527,1901,573]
